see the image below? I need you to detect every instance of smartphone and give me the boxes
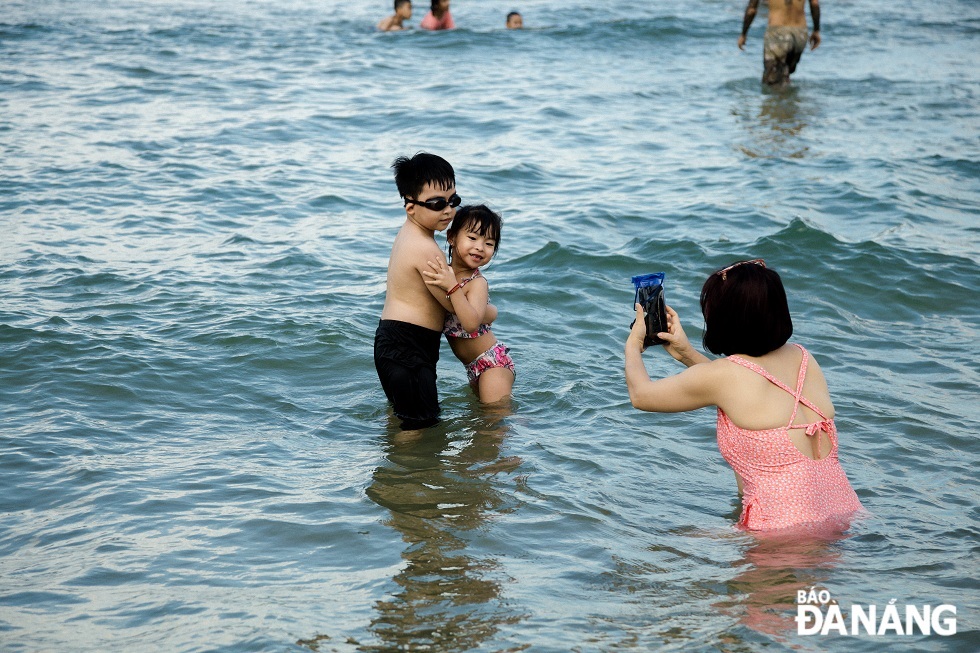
[631,272,668,347]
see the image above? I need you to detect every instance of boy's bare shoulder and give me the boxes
[391,223,443,269]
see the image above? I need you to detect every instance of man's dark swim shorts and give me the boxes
[374,319,441,430]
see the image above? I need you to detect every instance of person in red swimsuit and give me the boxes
[624,259,865,531]
[419,0,455,30]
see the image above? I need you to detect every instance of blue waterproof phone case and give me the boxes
[631,272,668,347]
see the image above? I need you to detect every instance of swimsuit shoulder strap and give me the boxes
[447,268,482,296]
[725,354,797,396]
[787,344,830,424]
[727,345,829,427]
[460,268,481,287]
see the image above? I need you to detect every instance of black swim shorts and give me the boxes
[374,319,441,430]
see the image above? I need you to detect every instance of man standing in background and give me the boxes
[738,0,821,86]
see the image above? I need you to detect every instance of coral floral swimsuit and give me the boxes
[716,345,864,531]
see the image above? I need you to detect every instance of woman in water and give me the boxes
[625,259,864,531]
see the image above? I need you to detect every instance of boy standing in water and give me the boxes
[378,0,412,32]
[738,0,821,86]
[374,153,461,430]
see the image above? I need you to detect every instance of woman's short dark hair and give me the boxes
[448,205,502,249]
[700,260,793,357]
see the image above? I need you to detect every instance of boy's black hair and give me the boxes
[448,205,502,251]
[391,152,455,200]
[507,11,521,20]
[394,0,410,10]
[700,261,793,357]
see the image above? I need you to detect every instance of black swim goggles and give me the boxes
[404,193,461,212]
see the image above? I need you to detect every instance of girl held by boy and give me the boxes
[423,205,515,404]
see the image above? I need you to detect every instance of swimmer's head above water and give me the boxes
[431,0,450,16]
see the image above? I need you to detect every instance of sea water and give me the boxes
[1,0,978,651]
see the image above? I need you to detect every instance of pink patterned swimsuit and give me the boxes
[717,345,864,531]
[442,270,515,388]
[442,270,491,339]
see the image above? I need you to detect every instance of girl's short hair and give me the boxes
[448,205,502,248]
[700,260,793,357]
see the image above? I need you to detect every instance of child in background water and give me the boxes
[419,0,455,30]
[423,205,515,403]
[377,0,412,32]
[624,259,864,532]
